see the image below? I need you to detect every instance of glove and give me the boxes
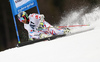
[38,22,44,31]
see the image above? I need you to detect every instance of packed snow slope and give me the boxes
[0,7,100,62]
[0,20,100,62]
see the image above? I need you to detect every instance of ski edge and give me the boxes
[17,34,66,47]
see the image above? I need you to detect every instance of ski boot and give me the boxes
[40,33,53,39]
[64,28,71,34]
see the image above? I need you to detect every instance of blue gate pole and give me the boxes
[13,16,21,44]
[36,6,40,14]
[36,0,40,14]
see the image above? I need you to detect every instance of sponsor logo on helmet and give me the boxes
[15,0,22,3]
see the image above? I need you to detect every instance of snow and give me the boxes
[0,7,100,62]
[0,22,100,62]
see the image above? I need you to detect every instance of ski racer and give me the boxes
[17,11,68,40]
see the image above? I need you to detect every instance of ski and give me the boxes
[17,34,66,47]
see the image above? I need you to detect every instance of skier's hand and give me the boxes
[40,22,44,27]
[38,22,44,31]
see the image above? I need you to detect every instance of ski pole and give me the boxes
[58,25,90,28]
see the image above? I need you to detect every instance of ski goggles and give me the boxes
[18,17,25,22]
[18,16,26,22]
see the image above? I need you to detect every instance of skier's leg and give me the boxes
[43,21,65,35]
[43,21,53,28]
[49,28,65,35]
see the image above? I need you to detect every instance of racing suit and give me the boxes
[24,13,65,39]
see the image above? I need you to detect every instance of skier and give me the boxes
[18,11,68,40]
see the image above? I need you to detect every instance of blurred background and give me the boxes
[0,0,100,51]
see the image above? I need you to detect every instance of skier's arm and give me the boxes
[40,14,45,22]
[38,14,45,27]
